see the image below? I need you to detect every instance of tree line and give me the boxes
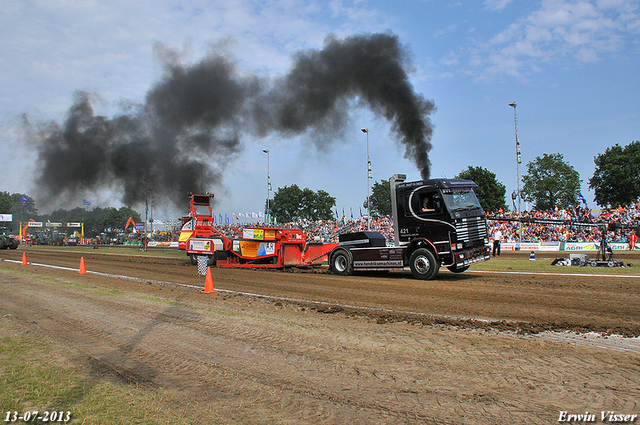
[268,140,640,219]
[0,192,141,238]
[2,140,638,228]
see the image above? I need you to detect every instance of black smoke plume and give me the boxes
[30,32,435,210]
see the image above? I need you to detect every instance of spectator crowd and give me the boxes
[158,202,639,246]
[487,201,640,244]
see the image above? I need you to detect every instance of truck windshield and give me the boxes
[441,189,482,212]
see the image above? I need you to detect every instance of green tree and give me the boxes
[0,192,12,214]
[589,141,640,208]
[271,185,336,222]
[521,153,581,211]
[455,166,507,213]
[368,180,392,217]
[0,192,37,232]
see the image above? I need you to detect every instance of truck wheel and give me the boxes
[330,249,353,276]
[409,248,439,280]
[447,265,469,273]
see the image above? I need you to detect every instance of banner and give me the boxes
[27,222,43,227]
[0,214,12,221]
[66,222,82,227]
[46,222,62,227]
[538,242,561,251]
[562,242,598,251]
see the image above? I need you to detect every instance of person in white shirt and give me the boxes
[492,228,502,257]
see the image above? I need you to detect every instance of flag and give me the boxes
[359,207,362,217]
[579,193,588,206]
[233,213,239,220]
[83,199,91,206]
[350,207,353,219]
[225,214,229,224]
[219,214,223,223]
[516,137,522,164]
[21,196,27,205]
[212,214,216,224]
[368,156,372,179]
[239,212,244,217]
[335,208,338,218]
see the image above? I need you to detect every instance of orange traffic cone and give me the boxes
[79,257,87,274]
[21,252,28,265]
[201,266,216,294]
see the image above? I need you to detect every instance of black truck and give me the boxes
[328,174,491,279]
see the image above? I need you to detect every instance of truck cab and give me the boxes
[391,174,490,277]
[329,174,490,280]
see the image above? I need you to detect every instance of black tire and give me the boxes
[409,248,439,280]
[329,249,353,276]
[447,264,469,273]
[590,260,597,267]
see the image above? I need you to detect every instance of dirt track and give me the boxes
[1,248,639,424]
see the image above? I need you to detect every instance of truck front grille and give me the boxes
[455,216,488,243]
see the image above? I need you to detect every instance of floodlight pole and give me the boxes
[263,149,271,224]
[509,101,522,245]
[361,128,371,231]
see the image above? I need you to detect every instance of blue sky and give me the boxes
[1,0,639,221]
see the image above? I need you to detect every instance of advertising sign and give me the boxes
[0,214,12,221]
[563,242,600,251]
[243,228,264,240]
[187,239,223,255]
[233,240,275,257]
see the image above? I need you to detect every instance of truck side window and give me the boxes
[421,195,435,213]
[410,190,438,216]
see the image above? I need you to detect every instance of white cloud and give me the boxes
[484,0,514,12]
[470,0,640,78]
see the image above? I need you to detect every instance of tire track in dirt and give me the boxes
[1,271,465,423]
